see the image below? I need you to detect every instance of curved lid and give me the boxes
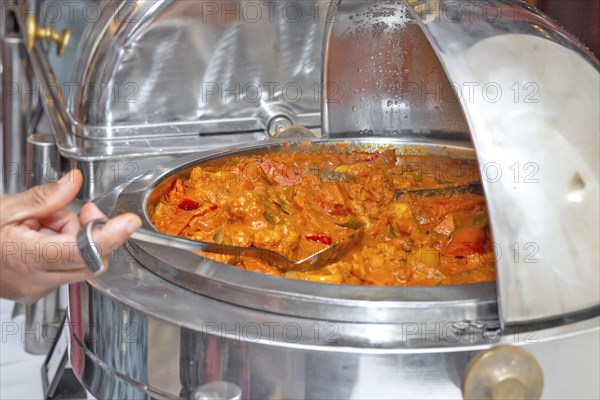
[323,0,598,327]
[412,0,599,327]
[68,0,324,133]
[23,0,327,160]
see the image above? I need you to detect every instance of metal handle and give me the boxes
[26,14,70,56]
[77,219,289,273]
[462,345,544,400]
[1,34,34,194]
[129,227,288,263]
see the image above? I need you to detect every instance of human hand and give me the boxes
[0,170,142,304]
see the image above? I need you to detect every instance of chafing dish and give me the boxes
[3,0,598,398]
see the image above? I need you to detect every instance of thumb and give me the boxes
[1,169,83,225]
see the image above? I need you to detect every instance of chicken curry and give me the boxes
[150,145,496,286]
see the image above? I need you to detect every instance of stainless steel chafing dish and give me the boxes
[2,0,598,399]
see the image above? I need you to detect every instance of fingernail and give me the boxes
[126,216,142,234]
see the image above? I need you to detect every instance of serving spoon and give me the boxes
[393,181,483,200]
[78,219,364,274]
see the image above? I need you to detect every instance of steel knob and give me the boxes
[26,14,70,56]
[462,345,544,400]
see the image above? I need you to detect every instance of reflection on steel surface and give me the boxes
[322,0,470,137]
[406,0,599,326]
[71,1,325,132]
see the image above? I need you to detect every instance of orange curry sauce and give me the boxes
[150,146,496,286]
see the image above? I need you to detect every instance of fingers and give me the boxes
[79,202,142,259]
[0,173,143,304]
[38,209,81,235]
[3,202,141,274]
[0,263,93,304]
[34,206,141,273]
[0,193,142,304]
[0,170,83,226]
[78,201,107,223]
[81,207,142,272]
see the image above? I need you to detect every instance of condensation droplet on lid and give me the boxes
[387,100,393,107]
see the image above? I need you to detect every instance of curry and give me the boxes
[150,146,496,286]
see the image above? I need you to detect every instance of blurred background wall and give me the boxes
[529,0,600,59]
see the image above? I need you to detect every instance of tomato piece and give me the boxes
[261,160,302,186]
[164,179,185,203]
[260,161,273,175]
[178,199,200,210]
[446,227,487,257]
[363,153,380,162]
[174,179,183,192]
[325,203,352,217]
[194,203,218,217]
[306,234,333,246]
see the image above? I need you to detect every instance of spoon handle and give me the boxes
[131,229,286,261]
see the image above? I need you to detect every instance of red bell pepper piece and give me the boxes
[325,203,352,217]
[446,227,487,257]
[194,203,218,217]
[178,199,200,210]
[306,234,333,246]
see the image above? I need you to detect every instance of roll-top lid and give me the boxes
[323,0,599,327]
[46,0,327,141]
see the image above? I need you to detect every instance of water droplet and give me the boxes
[352,106,357,111]
[387,100,393,107]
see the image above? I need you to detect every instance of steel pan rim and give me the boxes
[115,136,498,323]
